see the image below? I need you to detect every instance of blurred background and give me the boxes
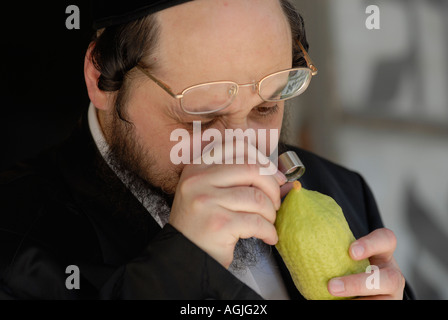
[0,0,446,300]
[286,0,448,299]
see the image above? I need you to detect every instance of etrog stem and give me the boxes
[293,181,302,191]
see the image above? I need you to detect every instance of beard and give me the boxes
[105,110,181,195]
[101,110,178,227]
[230,237,272,272]
[101,109,270,271]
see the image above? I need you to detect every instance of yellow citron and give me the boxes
[275,181,370,300]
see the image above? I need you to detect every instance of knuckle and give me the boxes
[191,194,211,212]
[207,212,231,233]
[243,212,263,231]
[250,213,263,227]
[255,215,264,228]
[382,228,397,248]
[385,267,403,290]
[178,175,198,195]
[177,179,189,196]
[401,274,406,290]
[251,187,265,207]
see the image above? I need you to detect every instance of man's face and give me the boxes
[102,0,293,194]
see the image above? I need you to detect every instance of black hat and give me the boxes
[92,0,194,30]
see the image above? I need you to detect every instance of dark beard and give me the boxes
[106,110,180,194]
[101,111,270,270]
[100,111,175,227]
[230,238,272,272]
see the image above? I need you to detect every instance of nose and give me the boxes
[222,82,264,130]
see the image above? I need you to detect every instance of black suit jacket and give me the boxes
[0,113,414,300]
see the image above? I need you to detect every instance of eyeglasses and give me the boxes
[136,40,318,115]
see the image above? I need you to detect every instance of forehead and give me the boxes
[155,0,292,88]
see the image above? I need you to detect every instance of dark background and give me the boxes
[0,1,93,171]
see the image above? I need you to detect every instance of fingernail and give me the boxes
[329,278,345,294]
[275,170,287,185]
[351,242,365,259]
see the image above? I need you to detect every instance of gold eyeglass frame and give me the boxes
[136,39,318,115]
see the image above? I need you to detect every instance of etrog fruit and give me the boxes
[275,181,370,300]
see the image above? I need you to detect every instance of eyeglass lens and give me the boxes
[181,69,311,114]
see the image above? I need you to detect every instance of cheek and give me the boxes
[273,105,285,130]
[124,90,183,166]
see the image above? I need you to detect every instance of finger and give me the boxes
[216,186,277,222]
[328,266,405,299]
[233,149,286,186]
[205,164,283,209]
[232,211,278,246]
[238,141,287,186]
[198,139,285,208]
[202,139,287,186]
[280,182,294,198]
[349,228,397,265]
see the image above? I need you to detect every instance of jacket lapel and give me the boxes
[52,114,163,266]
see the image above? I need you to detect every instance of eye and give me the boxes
[252,104,279,118]
[183,117,220,132]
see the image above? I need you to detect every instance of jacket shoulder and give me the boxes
[290,145,361,183]
[0,156,101,266]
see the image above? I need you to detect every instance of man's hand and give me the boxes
[169,142,287,269]
[328,228,406,300]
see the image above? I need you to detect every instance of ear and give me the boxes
[84,43,110,111]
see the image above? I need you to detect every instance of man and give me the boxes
[0,0,413,299]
